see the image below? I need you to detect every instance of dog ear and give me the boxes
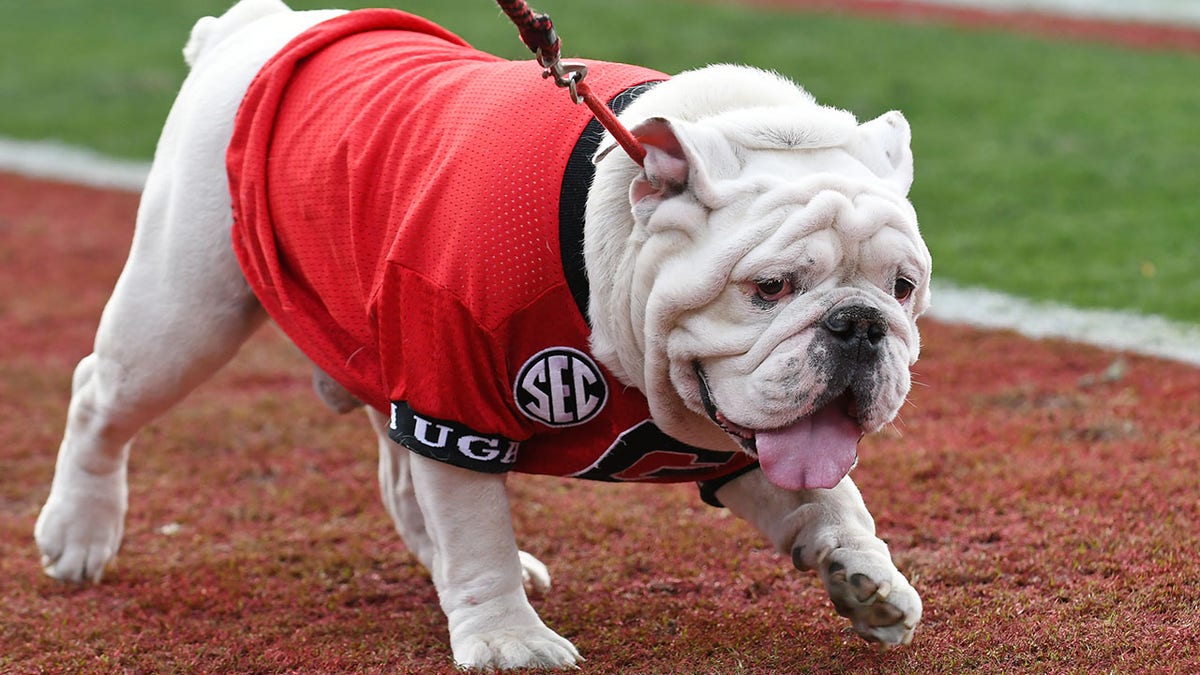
[629,117,691,205]
[849,111,914,196]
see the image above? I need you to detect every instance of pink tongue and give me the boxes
[756,399,862,490]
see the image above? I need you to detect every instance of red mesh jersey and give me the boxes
[228,9,756,483]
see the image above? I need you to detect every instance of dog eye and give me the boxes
[893,277,916,303]
[753,278,793,303]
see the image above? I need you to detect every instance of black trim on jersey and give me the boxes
[559,81,663,326]
[697,462,762,508]
[569,420,748,483]
[389,401,518,474]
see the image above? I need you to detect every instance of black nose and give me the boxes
[822,305,887,361]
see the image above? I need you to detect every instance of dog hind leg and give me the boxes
[34,199,267,582]
[34,0,351,585]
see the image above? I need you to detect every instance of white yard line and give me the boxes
[0,138,149,192]
[901,0,1200,27]
[928,283,1200,366]
[3,136,1199,367]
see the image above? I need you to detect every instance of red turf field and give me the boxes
[2,6,1199,673]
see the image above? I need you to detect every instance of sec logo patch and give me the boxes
[514,347,608,427]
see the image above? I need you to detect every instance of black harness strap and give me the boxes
[558,81,661,325]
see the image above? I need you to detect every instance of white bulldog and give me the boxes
[35,0,930,669]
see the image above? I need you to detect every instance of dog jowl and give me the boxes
[35,0,930,668]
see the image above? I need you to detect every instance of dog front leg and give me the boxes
[716,469,921,645]
[408,453,579,670]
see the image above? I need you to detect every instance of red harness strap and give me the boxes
[496,0,648,166]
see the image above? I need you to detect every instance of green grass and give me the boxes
[2,0,1198,322]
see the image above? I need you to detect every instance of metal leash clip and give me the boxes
[541,57,589,105]
[502,0,646,165]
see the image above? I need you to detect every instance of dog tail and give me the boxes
[183,0,291,68]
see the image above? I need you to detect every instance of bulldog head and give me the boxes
[587,67,931,492]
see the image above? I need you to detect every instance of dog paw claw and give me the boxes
[819,547,921,646]
[815,546,833,567]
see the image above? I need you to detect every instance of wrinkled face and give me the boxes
[668,155,929,491]
[595,110,931,492]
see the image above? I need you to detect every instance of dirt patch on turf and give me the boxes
[3,173,1199,672]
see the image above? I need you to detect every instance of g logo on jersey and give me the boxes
[515,347,608,427]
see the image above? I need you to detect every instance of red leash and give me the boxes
[496,0,648,166]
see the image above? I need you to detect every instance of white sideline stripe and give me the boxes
[0,138,149,192]
[907,0,1200,26]
[929,283,1200,366]
[2,136,1199,367]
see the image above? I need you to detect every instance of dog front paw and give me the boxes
[447,590,580,670]
[34,465,127,583]
[805,545,921,646]
[453,625,581,671]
